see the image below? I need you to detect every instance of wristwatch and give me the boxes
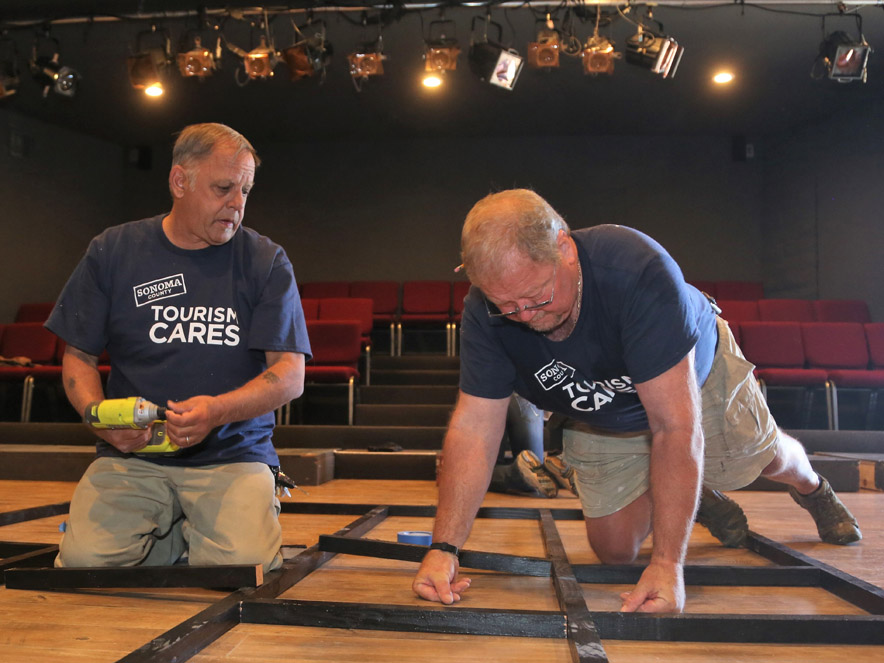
[428,541,460,557]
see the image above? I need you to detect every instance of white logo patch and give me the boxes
[133,274,187,307]
[534,359,576,391]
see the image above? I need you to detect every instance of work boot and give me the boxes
[789,475,862,545]
[514,450,558,498]
[543,454,579,496]
[695,487,748,548]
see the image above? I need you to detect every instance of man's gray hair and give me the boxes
[171,123,259,192]
[461,189,569,284]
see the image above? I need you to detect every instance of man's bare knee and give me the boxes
[587,535,642,564]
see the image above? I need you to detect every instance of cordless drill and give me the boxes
[83,396,179,454]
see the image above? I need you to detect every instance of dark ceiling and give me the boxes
[1,1,883,148]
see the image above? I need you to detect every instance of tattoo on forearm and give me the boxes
[262,371,281,385]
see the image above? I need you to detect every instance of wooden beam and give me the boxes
[0,501,69,527]
[590,612,884,644]
[319,535,552,576]
[746,531,884,614]
[538,509,608,663]
[240,599,566,638]
[4,563,264,590]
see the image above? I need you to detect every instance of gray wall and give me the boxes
[119,132,763,283]
[0,110,123,322]
[1,105,879,323]
[762,99,884,321]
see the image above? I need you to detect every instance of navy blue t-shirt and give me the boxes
[46,215,312,466]
[459,225,718,433]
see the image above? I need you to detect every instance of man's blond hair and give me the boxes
[461,189,569,285]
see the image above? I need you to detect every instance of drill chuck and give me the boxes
[84,396,166,429]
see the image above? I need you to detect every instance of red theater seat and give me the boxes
[300,298,320,321]
[318,297,374,384]
[738,321,832,429]
[399,280,453,356]
[0,322,61,422]
[812,299,871,323]
[302,320,362,425]
[716,299,760,323]
[301,281,350,299]
[803,322,884,429]
[14,302,56,323]
[714,281,764,300]
[757,298,814,322]
[349,281,400,356]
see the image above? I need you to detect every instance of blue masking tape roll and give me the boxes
[397,530,432,545]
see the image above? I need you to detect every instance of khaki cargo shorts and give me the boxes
[562,317,779,518]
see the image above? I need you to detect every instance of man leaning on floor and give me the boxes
[412,188,860,614]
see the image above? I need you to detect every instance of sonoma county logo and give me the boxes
[133,274,187,307]
[534,359,575,391]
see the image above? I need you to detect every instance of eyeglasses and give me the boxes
[485,265,557,318]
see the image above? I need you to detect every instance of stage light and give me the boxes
[348,41,385,91]
[177,36,216,78]
[624,28,683,79]
[713,71,734,85]
[348,51,384,77]
[30,36,80,98]
[128,28,171,97]
[244,35,278,79]
[421,19,459,88]
[527,27,560,69]
[127,50,168,96]
[468,15,523,91]
[818,31,871,83]
[0,67,18,98]
[282,21,332,82]
[582,36,618,75]
[0,39,20,99]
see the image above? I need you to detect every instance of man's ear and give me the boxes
[557,229,575,261]
[169,165,189,199]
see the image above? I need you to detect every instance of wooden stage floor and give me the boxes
[1,479,882,663]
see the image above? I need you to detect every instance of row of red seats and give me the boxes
[0,319,364,425]
[299,282,468,356]
[687,280,764,301]
[718,298,870,324]
[731,321,884,430]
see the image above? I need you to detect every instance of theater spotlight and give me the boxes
[227,34,279,80]
[624,28,683,79]
[282,21,332,82]
[348,41,385,91]
[527,27,560,69]
[582,35,618,75]
[422,19,460,88]
[177,36,216,78]
[244,35,278,79]
[468,17,523,91]
[818,31,871,83]
[127,27,171,96]
[30,36,80,98]
[0,39,20,99]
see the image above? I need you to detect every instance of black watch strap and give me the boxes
[428,541,460,556]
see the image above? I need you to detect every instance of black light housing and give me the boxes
[0,38,20,98]
[624,29,683,79]
[468,15,523,91]
[820,31,870,83]
[30,35,80,98]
